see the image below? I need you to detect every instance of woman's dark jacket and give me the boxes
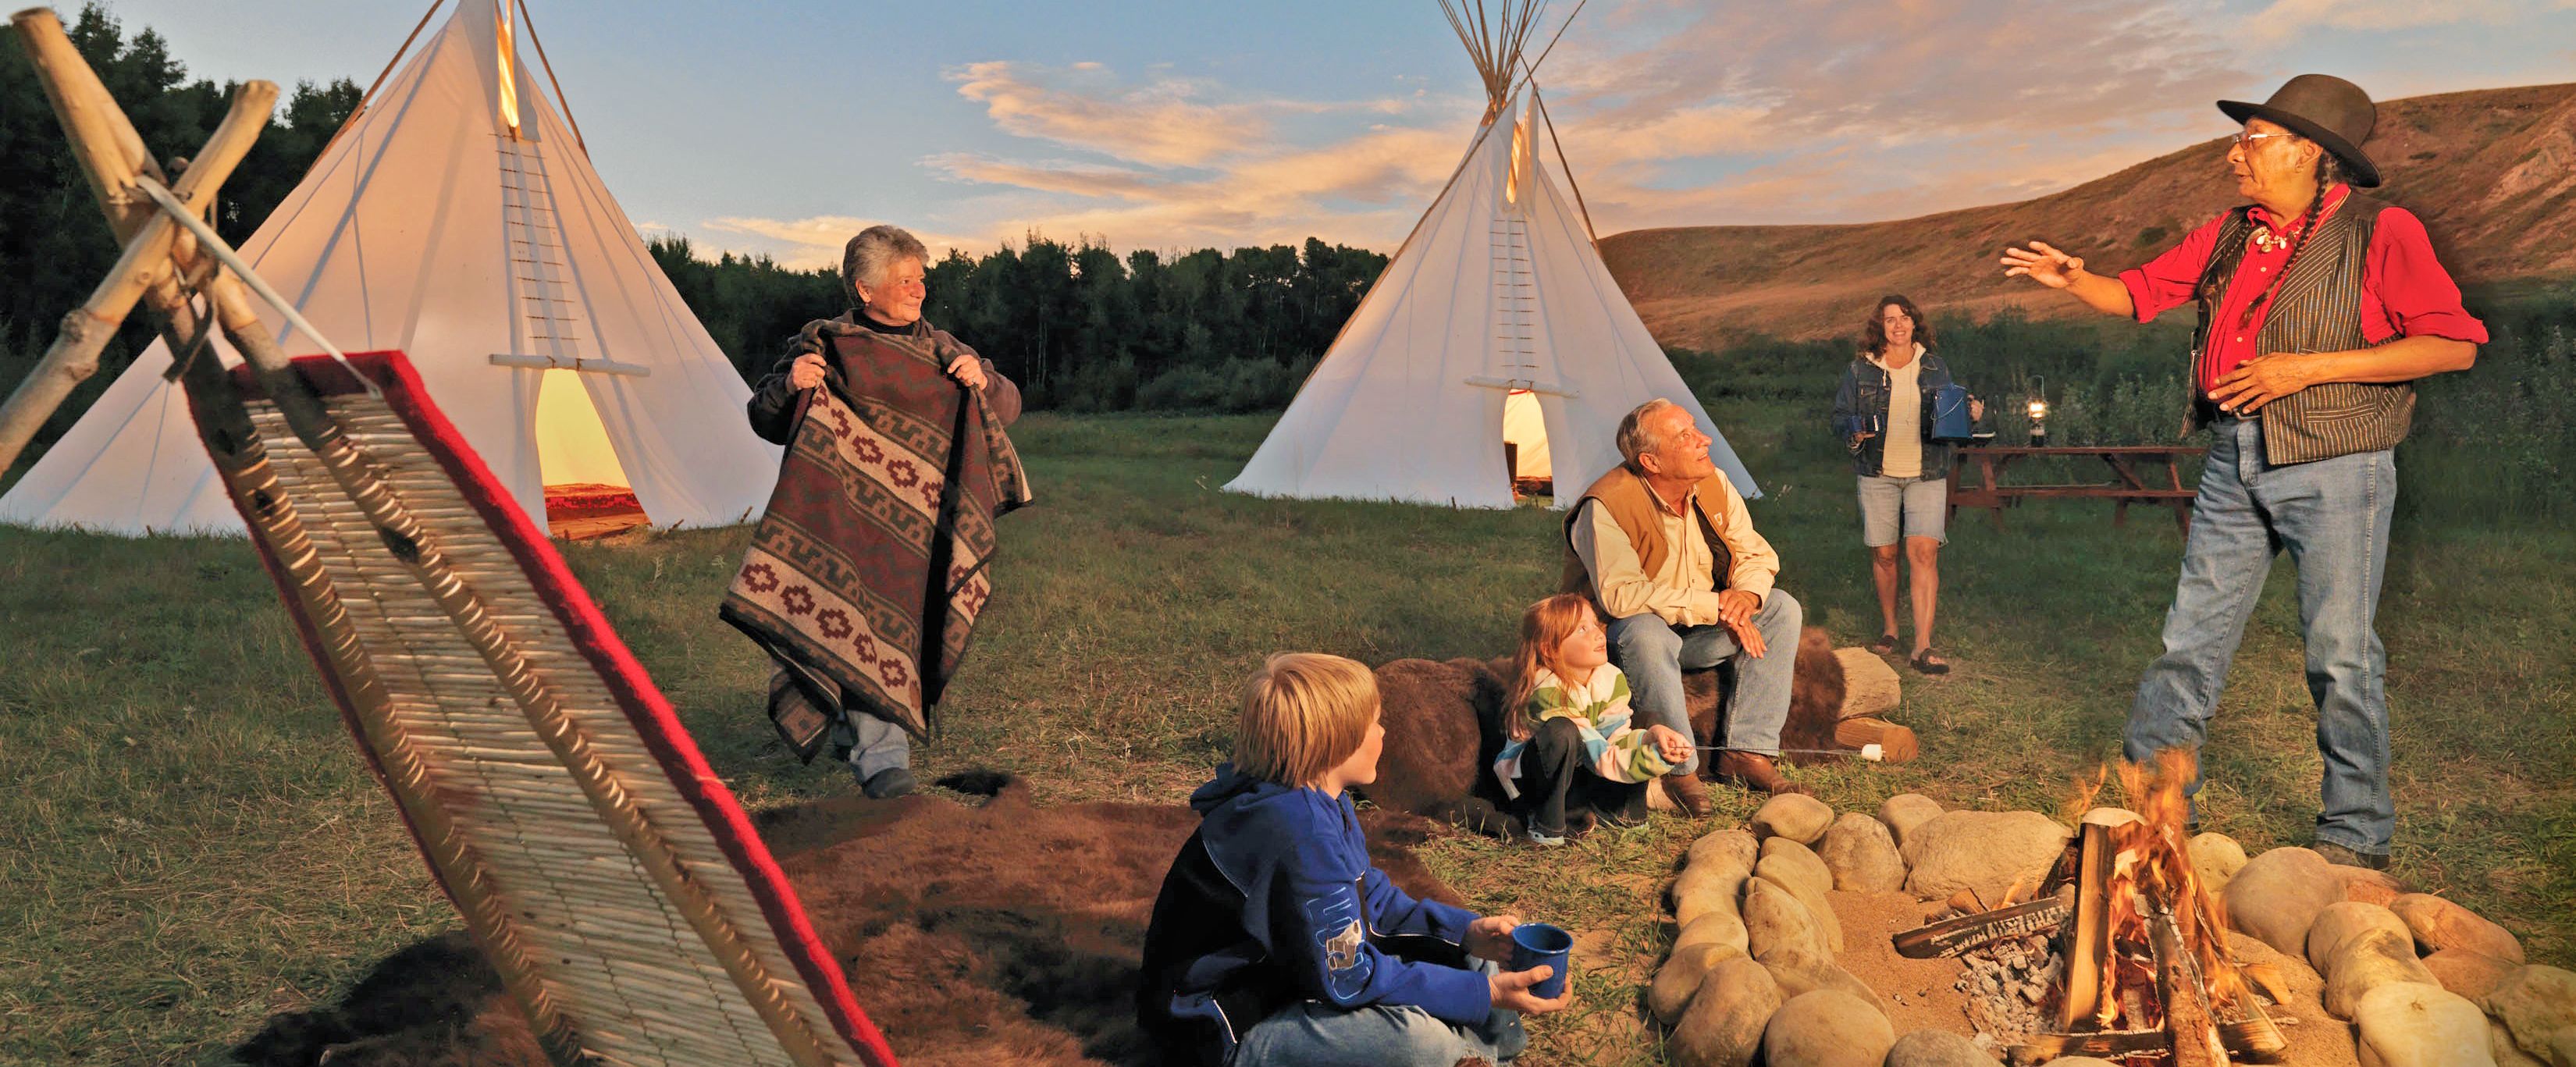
[745,311,1021,444]
[1830,349,1966,478]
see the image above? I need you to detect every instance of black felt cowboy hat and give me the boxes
[2218,73,2381,187]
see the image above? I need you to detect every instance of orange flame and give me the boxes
[2086,748,2249,1030]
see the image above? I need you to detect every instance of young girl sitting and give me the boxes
[1493,594,1695,845]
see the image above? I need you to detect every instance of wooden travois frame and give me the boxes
[3,8,895,1065]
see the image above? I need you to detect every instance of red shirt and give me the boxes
[2116,184,2489,397]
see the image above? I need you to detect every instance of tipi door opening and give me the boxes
[532,367,648,538]
[1502,387,1554,501]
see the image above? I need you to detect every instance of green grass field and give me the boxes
[3,401,2570,1065]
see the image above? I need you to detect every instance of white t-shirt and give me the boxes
[1873,345,1925,478]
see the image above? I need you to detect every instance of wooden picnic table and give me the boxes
[1947,445,2205,533]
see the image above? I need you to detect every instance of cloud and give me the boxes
[947,61,1274,169]
[696,215,979,270]
[904,61,1484,251]
[1512,0,2252,230]
[685,2,2570,255]
[2243,0,2574,40]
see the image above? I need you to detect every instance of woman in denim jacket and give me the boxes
[1830,295,1980,674]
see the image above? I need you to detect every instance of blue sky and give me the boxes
[94,0,2576,268]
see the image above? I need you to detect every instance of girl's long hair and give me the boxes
[1507,594,1597,740]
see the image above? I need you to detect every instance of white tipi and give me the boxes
[1226,2,1755,509]
[0,0,779,535]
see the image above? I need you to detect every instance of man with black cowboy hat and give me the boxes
[1999,75,2486,870]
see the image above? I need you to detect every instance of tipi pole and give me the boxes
[1531,86,1599,246]
[313,0,447,163]
[513,0,588,152]
[1515,0,1585,88]
[0,9,272,477]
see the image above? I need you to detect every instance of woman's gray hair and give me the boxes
[1617,398,1683,471]
[841,225,929,305]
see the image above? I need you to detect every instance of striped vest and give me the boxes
[2188,194,2415,465]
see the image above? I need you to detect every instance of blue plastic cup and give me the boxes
[1507,922,1574,1000]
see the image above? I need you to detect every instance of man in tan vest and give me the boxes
[1564,399,1809,813]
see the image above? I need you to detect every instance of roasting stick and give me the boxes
[1687,745,1887,762]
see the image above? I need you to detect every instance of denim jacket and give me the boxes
[1831,349,1964,478]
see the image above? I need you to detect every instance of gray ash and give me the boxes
[1955,931,2062,1054]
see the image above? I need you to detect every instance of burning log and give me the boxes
[1892,898,2070,960]
[2062,820,2113,1029]
[1894,750,2295,1065]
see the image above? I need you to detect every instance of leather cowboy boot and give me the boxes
[1713,750,1812,796]
[1663,771,1717,817]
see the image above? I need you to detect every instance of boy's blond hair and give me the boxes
[1234,653,1379,786]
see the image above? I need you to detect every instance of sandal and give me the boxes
[1909,648,1952,676]
[1869,632,1899,655]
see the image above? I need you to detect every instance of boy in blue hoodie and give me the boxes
[1137,653,1571,1067]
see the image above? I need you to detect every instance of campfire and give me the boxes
[1894,750,2291,1065]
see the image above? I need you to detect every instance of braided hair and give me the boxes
[2236,151,2346,330]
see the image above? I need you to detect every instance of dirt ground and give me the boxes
[231,774,1460,1067]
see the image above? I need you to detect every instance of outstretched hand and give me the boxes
[2001,241,2086,289]
[1489,964,1573,1015]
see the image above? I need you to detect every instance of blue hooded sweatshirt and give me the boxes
[1135,764,1491,1065]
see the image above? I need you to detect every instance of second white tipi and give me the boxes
[0,0,779,535]
[1226,2,1755,509]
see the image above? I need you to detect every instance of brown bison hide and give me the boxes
[1361,626,1848,837]
[233,774,1459,1067]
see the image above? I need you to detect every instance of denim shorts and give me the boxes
[1858,474,1948,547]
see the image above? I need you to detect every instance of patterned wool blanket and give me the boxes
[722,322,1030,753]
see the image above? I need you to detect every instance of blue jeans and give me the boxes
[1232,959,1526,1067]
[1606,590,1803,774]
[2126,415,2396,855]
[834,712,911,783]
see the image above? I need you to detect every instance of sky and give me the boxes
[91,0,2576,269]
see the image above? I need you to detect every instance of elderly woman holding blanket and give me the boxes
[725,225,1029,799]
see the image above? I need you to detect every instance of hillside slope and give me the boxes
[1602,83,2576,348]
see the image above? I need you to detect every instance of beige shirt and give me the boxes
[1874,344,1925,478]
[1569,473,1780,626]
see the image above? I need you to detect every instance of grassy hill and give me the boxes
[4,402,2570,1064]
[1602,83,2576,349]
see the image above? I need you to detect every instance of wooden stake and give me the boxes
[2061,821,2111,1030]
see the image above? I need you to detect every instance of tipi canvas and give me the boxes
[0,0,778,535]
[1226,5,1753,510]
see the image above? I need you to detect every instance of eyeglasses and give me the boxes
[2233,130,2299,148]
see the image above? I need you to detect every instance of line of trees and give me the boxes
[0,5,359,449]
[651,235,1389,414]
